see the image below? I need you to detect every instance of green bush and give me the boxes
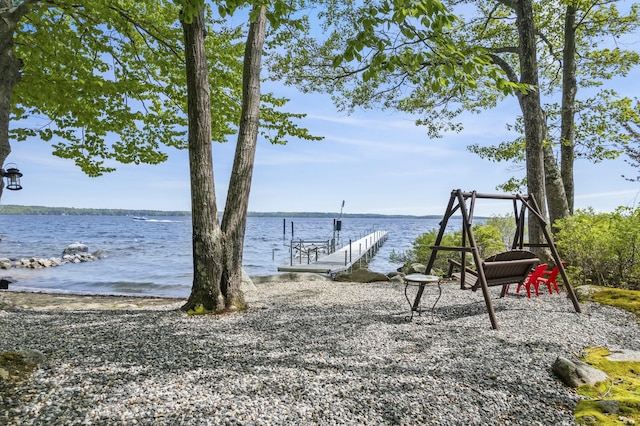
[554,207,640,289]
[484,214,518,250]
[397,218,513,275]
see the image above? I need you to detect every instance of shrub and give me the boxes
[554,207,640,289]
[398,217,513,275]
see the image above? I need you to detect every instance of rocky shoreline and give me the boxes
[1,278,639,425]
[0,242,105,273]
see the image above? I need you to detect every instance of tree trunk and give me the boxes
[513,0,547,247]
[181,7,226,313]
[560,4,577,214]
[543,142,570,230]
[0,4,26,200]
[220,6,267,311]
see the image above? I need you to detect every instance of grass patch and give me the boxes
[575,347,640,425]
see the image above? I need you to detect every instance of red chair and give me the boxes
[536,262,566,294]
[516,263,548,298]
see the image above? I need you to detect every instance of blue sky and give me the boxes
[4,59,640,218]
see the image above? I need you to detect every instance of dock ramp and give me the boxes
[277,231,389,275]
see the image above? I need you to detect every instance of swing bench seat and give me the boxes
[447,250,540,296]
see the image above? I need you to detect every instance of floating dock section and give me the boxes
[278,230,389,275]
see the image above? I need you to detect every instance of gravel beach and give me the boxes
[1,278,639,425]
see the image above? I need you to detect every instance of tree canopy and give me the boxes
[3,0,318,181]
[267,0,640,213]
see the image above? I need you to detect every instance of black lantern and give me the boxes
[2,163,23,191]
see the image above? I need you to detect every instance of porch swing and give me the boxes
[410,189,581,330]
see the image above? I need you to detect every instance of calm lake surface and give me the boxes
[0,215,453,297]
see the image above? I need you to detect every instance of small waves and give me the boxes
[1,215,445,297]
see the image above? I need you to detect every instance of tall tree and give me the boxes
[511,0,548,245]
[271,0,640,230]
[180,1,226,312]
[0,0,30,198]
[468,0,640,220]
[3,0,318,310]
[179,1,318,312]
[180,2,268,313]
[2,0,192,200]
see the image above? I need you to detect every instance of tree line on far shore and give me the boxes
[0,204,446,219]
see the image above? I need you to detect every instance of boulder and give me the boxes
[335,268,389,283]
[605,349,640,362]
[552,356,609,388]
[407,263,426,274]
[251,273,330,284]
[0,294,14,308]
[16,349,46,365]
[62,242,89,256]
[38,259,53,268]
[574,285,597,301]
[240,269,257,293]
[92,249,108,259]
[0,278,10,290]
[389,274,405,284]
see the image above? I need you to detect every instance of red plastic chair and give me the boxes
[536,262,566,294]
[516,263,548,298]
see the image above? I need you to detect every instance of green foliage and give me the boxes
[8,1,319,177]
[400,217,511,274]
[459,1,640,187]
[0,204,189,216]
[554,207,640,289]
[409,228,462,273]
[484,214,518,250]
[11,1,189,176]
[472,224,506,258]
[267,0,527,139]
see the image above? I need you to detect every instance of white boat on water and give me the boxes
[132,216,149,221]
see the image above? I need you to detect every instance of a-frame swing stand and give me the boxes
[411,190,581,330]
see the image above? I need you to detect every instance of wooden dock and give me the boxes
[277,230,389,275]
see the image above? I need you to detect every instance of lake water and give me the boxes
[0,214,452,297]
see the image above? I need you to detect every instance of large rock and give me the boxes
[605,349,640,362]
[389,274,405,284]
[407,263,426,274]
[574,285,598,301]
[241,269,257,293]
[62,242,89,256]
[92,249,108,260]
[552,356,609,388]
[251,273,330,284]
[335,268,389,283]
[0,278,11,290]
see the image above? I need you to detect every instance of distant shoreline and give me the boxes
[0,205,454,219]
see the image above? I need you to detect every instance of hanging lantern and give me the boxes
[2,163,23,190]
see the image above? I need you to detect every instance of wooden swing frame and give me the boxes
[411,189,581,330]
